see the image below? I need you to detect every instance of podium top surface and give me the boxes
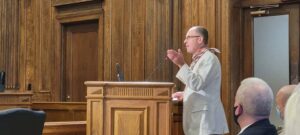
[84,81,174,87]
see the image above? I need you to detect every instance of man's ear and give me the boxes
[235,105,243,115]
[197,36,204,44]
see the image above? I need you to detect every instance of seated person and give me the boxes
[284,84,300,135]
[275,84,296,135]
[233,77,277,135]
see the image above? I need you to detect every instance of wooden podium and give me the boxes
[85,81,174,135]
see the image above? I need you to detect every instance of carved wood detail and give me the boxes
[86,81,174,135]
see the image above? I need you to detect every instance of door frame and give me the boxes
[53,7,104,101]
[241,3,300,84]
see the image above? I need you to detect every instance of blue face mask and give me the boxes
[276,106,283,120]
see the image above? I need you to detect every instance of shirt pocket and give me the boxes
[191,103,208,113]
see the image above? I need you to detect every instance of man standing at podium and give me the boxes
[167,26,229,135]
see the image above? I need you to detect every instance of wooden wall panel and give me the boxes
[39,0,53,93]
[0,0,20,90]
[103,0,173,81]
[19,0,53,101]
[130,0,145,80]
[19,0,174,101]
[43,121,86,135]
[31,102,86,122]
[19,0,103,101]
[23,0,36,93]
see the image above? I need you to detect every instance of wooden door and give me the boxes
[242,4,299,83]
[62,21,99,102]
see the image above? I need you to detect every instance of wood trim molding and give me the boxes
[52,0,96,7]
[51,0,103,101]
[56,8,103,23]
[43,121,86,134]
[241,0,300,7]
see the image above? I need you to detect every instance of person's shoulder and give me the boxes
[245,119,277,135]
[203,50,214,58]
[241,125,277,135]
[202,50,220,64]
[205,50,219,57]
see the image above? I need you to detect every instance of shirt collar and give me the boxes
[192,48,208,61]
[238,124,252,135]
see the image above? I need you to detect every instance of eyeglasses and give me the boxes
[185,35,201,40]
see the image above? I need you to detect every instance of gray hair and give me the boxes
[191,26,208,45]
[236,77,274,117]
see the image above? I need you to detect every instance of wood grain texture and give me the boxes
[0,91,32,109]
[32,102,86,122]
[86,81,174,135]
[2,0,250,134]
[104,0,173,81]
[16,0,175,101]
[63,21,99,101]
[19,0,55,100]
[43,121,86,135]
[0,0,20,90]
[52,0,95,6]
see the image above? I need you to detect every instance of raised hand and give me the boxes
[167,49,186,67]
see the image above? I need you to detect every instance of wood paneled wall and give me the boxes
[102,0,173,81]
[32,102,86,122]
[19,0,54,101]
[19,0,103,101]
[0,0,20,90]
[1,0,244,134]
[16,0,175,101]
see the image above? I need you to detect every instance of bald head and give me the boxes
[236,77,274,117]
[276,85,296,119]
[189,26,208,45]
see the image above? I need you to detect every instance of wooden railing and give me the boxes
[31,102,86,122]
[43,121,86,135]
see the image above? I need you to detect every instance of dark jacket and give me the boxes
[240,119,277,135]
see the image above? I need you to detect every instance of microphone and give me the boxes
[0,71,5,85]
[116,63,124,81]
[0,71,5,92]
